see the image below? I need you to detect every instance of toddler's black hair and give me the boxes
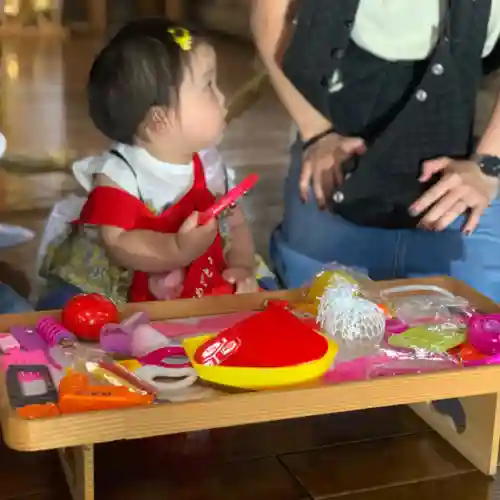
[87,18,200,144]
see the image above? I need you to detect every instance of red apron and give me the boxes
[74,154,228,302]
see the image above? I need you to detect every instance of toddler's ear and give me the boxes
[144,106,170,134]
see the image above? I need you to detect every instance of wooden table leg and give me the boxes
[58,445,95,500]
[410,392,500,475]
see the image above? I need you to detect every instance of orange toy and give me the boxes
[449,343,487,363]
[16,403,60,419]
[58,373,154,414]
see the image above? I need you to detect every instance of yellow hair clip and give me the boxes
[168,27,193,51]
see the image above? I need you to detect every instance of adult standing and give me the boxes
[252,0,500,300]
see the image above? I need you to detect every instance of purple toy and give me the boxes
[100,312,150,356]
[9,326,61,369]
[468,314,500,356]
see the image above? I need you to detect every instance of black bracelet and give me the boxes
[302,127,335,152]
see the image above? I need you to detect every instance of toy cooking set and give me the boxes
[2,263,498,419]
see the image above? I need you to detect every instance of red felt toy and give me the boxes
[194,303,328,368]
[62,294,119,342]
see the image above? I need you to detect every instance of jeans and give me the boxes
[36,283,83,311]
[0,283,33,314]
[271,142,500,301]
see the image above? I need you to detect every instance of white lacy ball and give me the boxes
[317,283,385,344]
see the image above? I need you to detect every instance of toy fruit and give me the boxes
[62,294,119,342]
[306,269,360,312]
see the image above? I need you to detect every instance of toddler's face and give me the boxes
[176,43,227,151]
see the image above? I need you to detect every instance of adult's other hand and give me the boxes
[300,132,366,207]
[409,157,499,233]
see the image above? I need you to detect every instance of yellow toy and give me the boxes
[306,269,361,313]
[183,333,337,390]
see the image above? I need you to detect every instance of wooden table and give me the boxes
[1,277,500,500]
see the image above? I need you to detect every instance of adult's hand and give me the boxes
[300,132,366,207]
[409,157,499,233]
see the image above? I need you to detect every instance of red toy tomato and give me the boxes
[62,294,119,342]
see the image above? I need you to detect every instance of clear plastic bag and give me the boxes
[326,346,459,383]
[376,285,473,353]
[64,345,157,395]
[368,346,460,377]
[379,285,474,327]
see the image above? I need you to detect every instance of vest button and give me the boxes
[328,69,344,93]
[344,20,354,30]
[333,191,345,203]
[331,48,345,60]
[416,89,428,102]
[431,63,444,76]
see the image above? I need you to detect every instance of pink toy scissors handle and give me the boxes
[138,346,191,369]
[198,174,259,225]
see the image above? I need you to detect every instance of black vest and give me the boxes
[283,0,492,228]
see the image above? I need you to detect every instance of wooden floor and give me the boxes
[0,35,499,499]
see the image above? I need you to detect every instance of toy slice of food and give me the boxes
[58,373,154,414]
[388,326,466,353]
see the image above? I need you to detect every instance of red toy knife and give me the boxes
[198,173,259,225]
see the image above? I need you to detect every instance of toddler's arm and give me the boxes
[224,205,255,271]
[95,174,217,273]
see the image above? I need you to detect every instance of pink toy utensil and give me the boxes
[139,346,191,369]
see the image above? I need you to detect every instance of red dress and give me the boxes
[73,154,229,302]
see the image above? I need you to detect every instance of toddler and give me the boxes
[38,18,270,309]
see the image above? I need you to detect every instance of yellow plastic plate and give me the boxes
[183,333,338,390]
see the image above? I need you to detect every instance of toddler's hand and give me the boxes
[223,267,259,294]
[176,212,218,262]
[149,269,184,300]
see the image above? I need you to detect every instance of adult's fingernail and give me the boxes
[408,206,418,216]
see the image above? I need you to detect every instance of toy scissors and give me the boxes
[198,173,259,225]
[138,346,191,369]
[135,346,197,395]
